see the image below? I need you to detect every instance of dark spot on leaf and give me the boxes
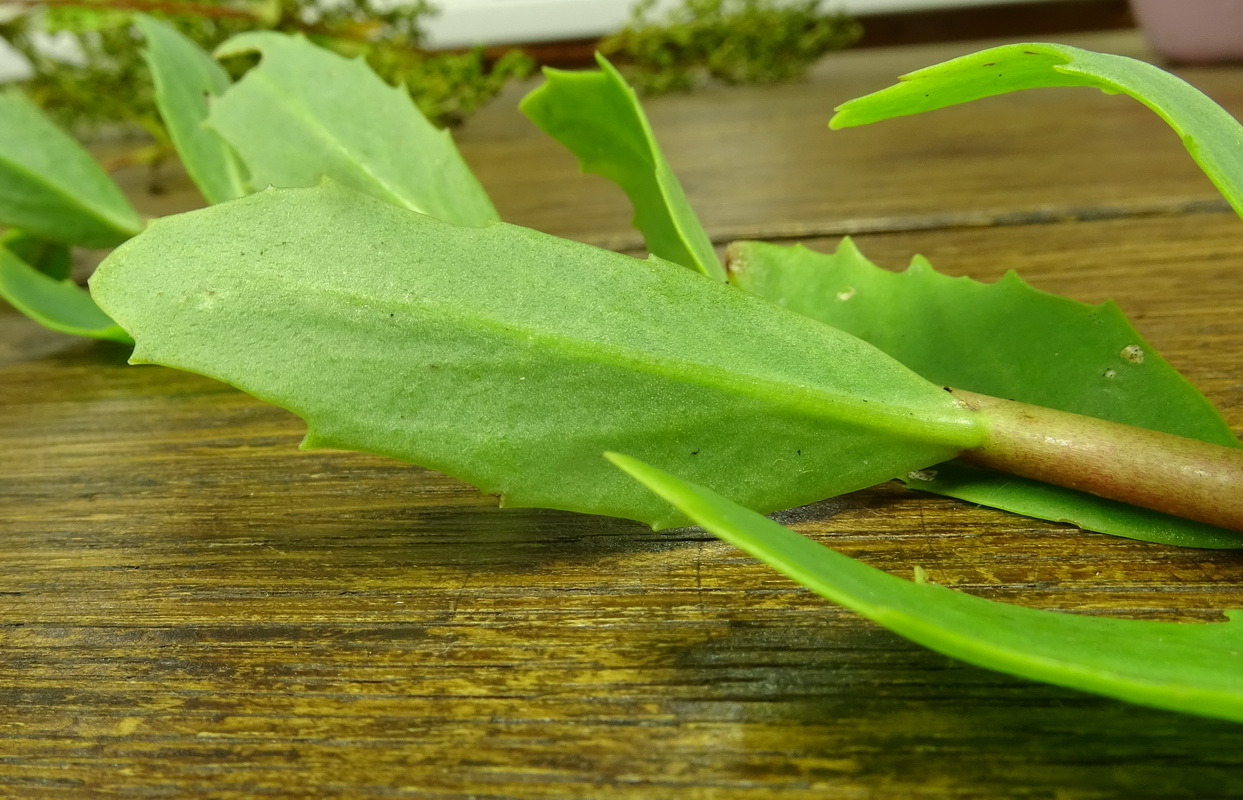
[981,62,996,67]
[691,450,699,456]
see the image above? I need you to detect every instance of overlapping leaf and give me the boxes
[138,15,248,205]
[91,181,984,528]
[729,238,1243,547]
[0,89,143,248]
[208,32,497,226]
[0,244,131,343]
[520,54,724,280]
[610,453,1243,724]
[830,42,1243,219]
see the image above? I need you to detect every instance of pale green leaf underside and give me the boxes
[831,42,1243,219]
[520,54,724,280]
[208,32,497,226]
[0,89,143,248]
[609,453,1243,724]
[91,182,982,528]
[138,15,248,205]
[728,239,1243,548]
[0,244,131,344]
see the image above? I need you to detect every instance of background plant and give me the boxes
[0,0,532,138]
[600,0,861,94]
[1,0,862,148]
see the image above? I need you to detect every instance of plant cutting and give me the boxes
[4,21,1243,721]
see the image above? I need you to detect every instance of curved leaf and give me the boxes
[728,238,1243,547]
[91,182,982,528]
[138,14,248,205]
[0,89,143,248]
[0,244,131,344]
[830,43,1243,219]
[208,32,497,226]
[520,54,724,280]
[609,453,1243,724]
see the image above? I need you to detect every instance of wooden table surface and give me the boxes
[5,28,1243,799]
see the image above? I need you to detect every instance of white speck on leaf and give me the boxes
[1121,344,1145,364]
[836,287,856,301]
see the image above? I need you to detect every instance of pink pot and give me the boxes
[1130,0,1243,63]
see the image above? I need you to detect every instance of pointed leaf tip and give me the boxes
[520,55,723,280]
[829,42,1243,218]
[611,458,1243,724]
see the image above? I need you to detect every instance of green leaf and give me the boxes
[1,230,71,281]
[207,32,498,226]
[90,181,983,528]
[608,452,1243,724]
[0,89,143,248]
[137,15,249,205]
[728,238,1243,548]
[520,54,724,280]
[0,244,131,344]
[830,43,1243,219]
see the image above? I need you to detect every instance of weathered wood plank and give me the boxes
[4,28,1243,799]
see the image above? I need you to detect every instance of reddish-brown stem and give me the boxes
[951,388,1243,532]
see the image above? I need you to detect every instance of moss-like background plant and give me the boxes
[1,0,533,137]
[599,0,861,94]
[1,0,861,148]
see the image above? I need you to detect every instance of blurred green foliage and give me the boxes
[0,0,859,149]
[0,0,533,140]
[600,0,861,94]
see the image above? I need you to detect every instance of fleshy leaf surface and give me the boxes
[0,89,143,248]
[608,453,1243,724]
[0,244,131,344]
[728,238,1243,548]
[90,181,983,528]
[520,54,724,280]
[138,15,248,205]
[207,32,497,226]
[830,42,1243,219]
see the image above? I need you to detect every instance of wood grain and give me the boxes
[5,29,1243,799]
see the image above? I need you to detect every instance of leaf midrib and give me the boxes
[237,68,427,215]
[195,274,983,449]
